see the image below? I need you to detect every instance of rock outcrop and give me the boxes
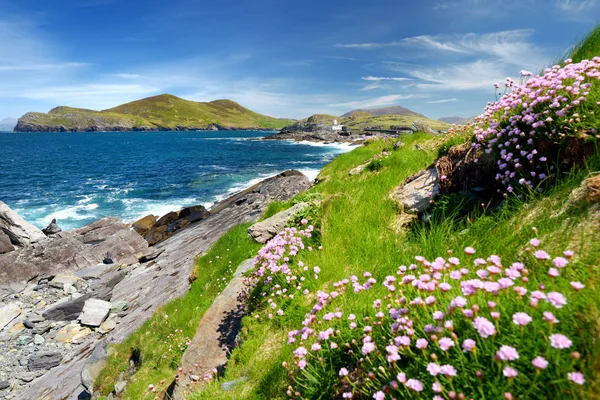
[0,201,47,247]
[134,204,211,245]
[41,219,61,237]
[248,203,308,243]
[390,167,440,214]
[6,170,310,400]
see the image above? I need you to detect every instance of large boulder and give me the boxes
[132,215,157,237]
[248,203,308,243]
[0,201,47,246]
[27,352,62,371]
[390,167,439,214]
[42,218,62,236]
[136,205,210,246]
[411,120,435,134]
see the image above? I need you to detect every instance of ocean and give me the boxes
[0,130,352,230]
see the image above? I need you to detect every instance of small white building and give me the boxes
[332,119,344,132]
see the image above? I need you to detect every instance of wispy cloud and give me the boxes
[554,0,597,11]
[426,98,458,103]
[0,63,88,72]
[362,76,412,81]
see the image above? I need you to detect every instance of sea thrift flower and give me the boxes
[543,311,559,324]
[405,379,423,392]
[534,250,551,260]
[416,338,428,349]
[570,282,585,291]
[339,368,349,376]
[553,257,568,268]
[532,356,548,369]
[427,362,442,376]
[440,364,457,377]
[438,337,455,351]
[462,339,476,352]
[568,372,585,385]
[503,367,519,378]
[550,334,572,349]
[547,292,567,308]
[512,312,532,326]
[473,317,496,338]
[464,247,476,255]
[373,391,385,400]
[496,345,519,361]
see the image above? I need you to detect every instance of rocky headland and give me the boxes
[0,170,310,400]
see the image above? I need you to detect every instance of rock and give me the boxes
[567,174,600,209]
[132,215,157,237]
[138,248,164,263]
[42,218,62,236]
[179,205,210,223]
[33,334,45,345]
[0,201,47,247]
[154,212,179,228]
[23,320,35,329]
[9,322,25,335]
[81,340,108,394]
[75,263,111,280]
[49,274,81,290]
[411,120,435,134]
[55,323,91,343]
[28,352,62,371]
[0,380,9,390]
[17,372,35,382]
[0,230,14,254]
[99,318,117,334]
[390,167,439,214]
[27,314,45,323]
[248,203,308,243]
[79,299,111,327]
[110,300,129,313]
[114,380,127,394]
[32,321,52,335]
[17,335,32,345]
[0,302,21,331]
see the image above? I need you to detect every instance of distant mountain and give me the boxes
[341,105,426,119]
[438,116,474,125]
[0,118,17,131]
[15,94,292,132]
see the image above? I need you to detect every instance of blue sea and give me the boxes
[0,130,352,230]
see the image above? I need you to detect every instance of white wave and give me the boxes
[297,168,321,182]
[37,203,100,224]
[287,140,355,151]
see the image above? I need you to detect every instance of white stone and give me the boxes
[390,167,439,214]
[78,299,111,327]
[0,303,22,331]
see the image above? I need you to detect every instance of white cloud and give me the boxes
[555,0,597,11]
[426,98,458,103]
[362,76,412,81]
[403,60,507,91]
[0,63,88,72]
[112,73,143,79]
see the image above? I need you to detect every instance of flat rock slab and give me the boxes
[390,167,439,214]
[0,201,47,247]
[172,259,255,399]
[0,302,22,331]
[28,352,62,371]
[49,274,81,290]
[79,299,111,327]
[55,323,92,343]
[248,202,308,243]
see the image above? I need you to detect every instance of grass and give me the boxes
[95,223,261,399]
[189,135,600,399]
[17,94,290,131]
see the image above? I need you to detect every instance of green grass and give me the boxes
[188,133,600,399]
[96,223,261,399]
[568,25,600,64]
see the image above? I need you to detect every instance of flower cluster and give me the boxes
[243,221,320,319]
[283,241,586,399]
[448,58,600,193]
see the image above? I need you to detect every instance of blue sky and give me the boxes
[0,0,598,120]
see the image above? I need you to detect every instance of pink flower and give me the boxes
[512,312,532,326]
[503,367,519,378]
[532,356,548,369]
[547,292,567,308]
[530,238,540,247]
[496,345,519,361]
[464,246,476,255]
[396,372,406,383]
[405,379,423,392]
[570,281,585,291]
[339,368,349,376]
[373,391,385,400]
[416,338,428,349]
[432,382,442,393]
[427,362,442,376]
[298,359,307,369]
[543,311,559,324]
[343,393,353,399]
[563,250,574,258]
[386,345,401,362]
[473,317,496,338]
[534,250,550,260]
[311,343,321,352]
[362,342,376,355]
[549,333,572,349]
[568,371,585,385]
[548,268,560,278]
[552,257,568,268]
[440,364,457,377]
[462,338,476,352]
[438,337,455,351]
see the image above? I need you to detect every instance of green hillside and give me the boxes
[14,94,291,132]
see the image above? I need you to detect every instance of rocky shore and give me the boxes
[0,170,310,400]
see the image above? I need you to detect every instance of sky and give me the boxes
[0,0,598,120]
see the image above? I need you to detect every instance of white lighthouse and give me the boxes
[332,119,344,132]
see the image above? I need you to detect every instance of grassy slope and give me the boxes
[285,112,449,132]
[95,224,261,399]
[18,95,291,131]
[191,137,600,400]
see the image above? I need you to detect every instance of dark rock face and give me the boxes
[135,205,210,246]
[27,352,62,371]
[42,219,62,236]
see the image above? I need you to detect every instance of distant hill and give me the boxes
[15,94,292,132]
[341,105,426,119]
[438,116,474,125]
[0,118,17,131]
